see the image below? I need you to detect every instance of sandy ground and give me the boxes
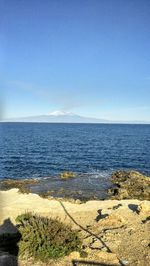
[0,189,150,266]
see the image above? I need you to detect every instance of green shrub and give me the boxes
[16,213,81,262]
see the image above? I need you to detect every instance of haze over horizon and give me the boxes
[1,0,150,121]
[1,109,150,124]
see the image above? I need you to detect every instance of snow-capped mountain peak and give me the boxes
[48,110,75,116]
[1,110,109,123]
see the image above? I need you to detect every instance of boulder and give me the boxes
[60,171,76,180]
[108,171,150,200]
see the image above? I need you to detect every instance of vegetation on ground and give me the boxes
[16,212,82,262]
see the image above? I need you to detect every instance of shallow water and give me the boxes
[0,123,150,199]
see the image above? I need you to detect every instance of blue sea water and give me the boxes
[0,123,150,199]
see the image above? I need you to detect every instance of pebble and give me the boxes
[121,260,129,265]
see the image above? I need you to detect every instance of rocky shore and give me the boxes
[108,170,150,200]
[0,171,150,266]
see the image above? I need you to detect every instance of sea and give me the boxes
[0,123,150,199]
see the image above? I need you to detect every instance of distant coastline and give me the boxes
[1,120,150,125]
[1,111,150,124]
[1,121,150,125]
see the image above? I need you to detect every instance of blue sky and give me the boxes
[1,0,150,121]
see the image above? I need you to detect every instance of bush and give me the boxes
[16,213,81,262]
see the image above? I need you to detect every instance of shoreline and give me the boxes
[0,170,150,265]
[0,174,112,201]
[0,188,128,224]
[0,170,149,202]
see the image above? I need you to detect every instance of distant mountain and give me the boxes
[1,111,150,124]
[2,111,109,123]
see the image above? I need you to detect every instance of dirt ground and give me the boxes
[0,189,150,266]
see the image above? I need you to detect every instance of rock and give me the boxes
[60,171,76,180]
[90,239,103,249]
[120,259,129,265]
[83,236,94,247]
[109,171,150,200]
[75,199,82,204]
[137,202,150,215]
[88,250,120,265]
[0,179,40,194]
[116,188,129,200]
[69,251,80,259]
[98,213,125,228]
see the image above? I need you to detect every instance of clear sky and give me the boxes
[1,0,150,121]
